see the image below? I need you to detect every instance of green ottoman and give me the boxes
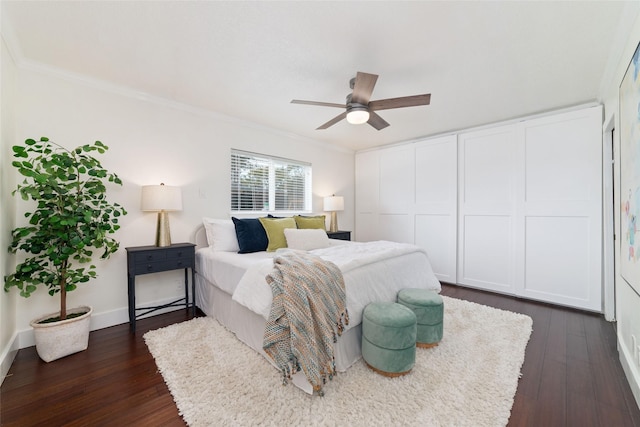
[361,302,417,377]
[397,288,444,348]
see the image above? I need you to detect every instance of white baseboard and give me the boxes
[0,332,19,387]
[619,337,640,410]
[2,296,189,381]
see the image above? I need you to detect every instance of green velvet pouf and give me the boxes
[397,288,444,348]
[361,302,417,376]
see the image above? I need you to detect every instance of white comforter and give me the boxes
[232,240,441,330]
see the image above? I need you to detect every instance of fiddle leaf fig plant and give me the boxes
[4,137,127,321]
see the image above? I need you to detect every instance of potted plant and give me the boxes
[4,137,127,362]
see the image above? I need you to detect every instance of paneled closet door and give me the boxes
[515,106,602,311]
[355,145,416,244]
[356,137,458,283]
[414,136,457,283]
[355,150,379,242]
[458,125,517,294]
[378,145,415,244]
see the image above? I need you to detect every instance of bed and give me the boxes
[193,221,441,394]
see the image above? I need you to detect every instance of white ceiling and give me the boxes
[1,1,629,151]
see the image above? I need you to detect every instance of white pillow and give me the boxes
[202,218,240,252]
[284,228,330,251]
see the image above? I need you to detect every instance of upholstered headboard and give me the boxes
[193,225,208,249]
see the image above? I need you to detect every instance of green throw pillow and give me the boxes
[259,217,297,252]
[294,215,326,230]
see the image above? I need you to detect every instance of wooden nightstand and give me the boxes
[327,230,351,241]
[126,243,196,332]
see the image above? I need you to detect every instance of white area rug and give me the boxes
[144,296,532,426]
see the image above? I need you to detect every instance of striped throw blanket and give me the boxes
[262,249,349,396]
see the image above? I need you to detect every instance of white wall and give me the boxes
[600,2,640,409]
[3,64,354,350]
[0,31,18,383]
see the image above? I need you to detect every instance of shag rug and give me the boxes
[144,296,532,426]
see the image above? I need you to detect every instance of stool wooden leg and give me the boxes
[417,341,439,349]
[365,361,413,377]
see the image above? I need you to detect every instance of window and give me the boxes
[231,150,312,213]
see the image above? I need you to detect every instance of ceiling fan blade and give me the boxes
[317,111,347,130]
[291,99,345,108]
[367,111,390,130]
[351,72,378,104]
[369,94,431,111]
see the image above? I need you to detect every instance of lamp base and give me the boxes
[156,211,172,247]
[329,211,339,233]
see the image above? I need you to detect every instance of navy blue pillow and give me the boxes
[232,217,268,253]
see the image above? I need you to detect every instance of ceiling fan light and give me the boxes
[346,108,370,125]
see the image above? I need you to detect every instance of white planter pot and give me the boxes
[30,306,93,363]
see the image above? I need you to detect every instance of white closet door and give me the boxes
[355,150,379,242]
[414,136,457,283]
[515,106,602,311]
[378,145,415,244]
[356,137,458,283]
[458,125,517,294]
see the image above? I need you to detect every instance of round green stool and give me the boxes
[361,302,417,377]
[397,288,444,348]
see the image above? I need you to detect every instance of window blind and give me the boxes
[230,150,311,213]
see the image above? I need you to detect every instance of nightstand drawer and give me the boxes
[164,247,194,260]
[134,251,166,264]
[134,258,191,275]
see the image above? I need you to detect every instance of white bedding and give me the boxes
[196,249,274,295]
[231,240,441,328]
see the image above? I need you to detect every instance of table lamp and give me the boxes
[141,183,182,247]
[323,195,344,233]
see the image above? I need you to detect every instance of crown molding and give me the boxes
[20,58,353,154]
[0,13,353,155]
[356,101,601,154]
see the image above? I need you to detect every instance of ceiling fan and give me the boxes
[291,71,431,130]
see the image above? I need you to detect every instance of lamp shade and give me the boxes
[323,195,344,212]
[141,184,182,212]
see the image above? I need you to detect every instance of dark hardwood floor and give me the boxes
[2,284,639,426]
